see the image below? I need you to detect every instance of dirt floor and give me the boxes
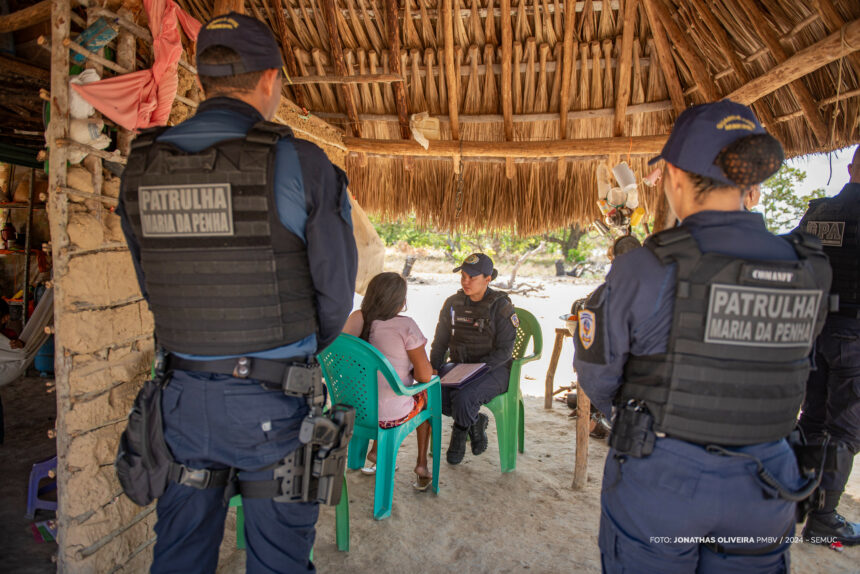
[0,374,58,573]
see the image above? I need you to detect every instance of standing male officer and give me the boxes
[797,145,860,546]
[574,101,831,573]
[117,13,357,573]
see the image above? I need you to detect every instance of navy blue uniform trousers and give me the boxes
[441,366,509,427]
[599,438,801,574]
[799,316,860,490]
[151,370,318,574]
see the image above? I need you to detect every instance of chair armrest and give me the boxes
[392,375,440,396]
[516,350,542,365]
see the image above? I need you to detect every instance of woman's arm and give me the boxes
[406,346,434,383]
[342,310,363,336]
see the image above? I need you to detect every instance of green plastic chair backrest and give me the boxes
[512,308,542,362]
[318,333,403,430]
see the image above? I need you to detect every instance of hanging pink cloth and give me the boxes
[71,0,201,131]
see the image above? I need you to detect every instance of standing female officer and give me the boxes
[574,100,832,573]
[430,253,518,465]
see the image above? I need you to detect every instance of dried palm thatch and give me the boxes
[175,0,860,234]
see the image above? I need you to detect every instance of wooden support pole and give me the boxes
[385,0,411,139]
[729,18,860,108]
[501,0,513,143]
[443,0,460,140]
[0,0,51,33]
[735,0,830,145]
[268,0,308,110]
[651,0,717,102]
[321,0,363,137]
[688,0,776,129]
[573,384,590,490]
[613,0,637,136]
[344,134,667,158]
[116,7,136,156]
[641,0,685,115]
[813,0,860,85]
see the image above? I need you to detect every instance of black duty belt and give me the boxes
[166,355,313,389]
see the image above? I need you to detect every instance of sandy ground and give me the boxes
[270,273,857,574]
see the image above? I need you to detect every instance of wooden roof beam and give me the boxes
[344,134,668,158]
[729,17,860,108]
[613,0,637,137]
[650,0,717,102]
[443,0,460,140]
[735,0,829,145]
[384,0,410,139]
[501,0,513,142]
[269,0,308,111]
[641,0,685,115]
[688,0,776,130]
[321,0,362,137]
[814,0,860,86]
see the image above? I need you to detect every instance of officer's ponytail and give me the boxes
[491,269,498,280]
[687,133,784,200]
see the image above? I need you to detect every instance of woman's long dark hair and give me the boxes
[359,272,407,342]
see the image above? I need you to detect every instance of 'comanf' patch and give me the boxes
[705,284,822,348]
[805,221,845,246]
[139,184,234,238]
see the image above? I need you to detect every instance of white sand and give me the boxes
[224,273,859,573]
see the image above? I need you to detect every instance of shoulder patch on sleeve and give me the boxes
[510,313,520,329]
[573,285,607,364]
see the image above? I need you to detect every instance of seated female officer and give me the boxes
[430,253,518,464]
[574,100,831,573]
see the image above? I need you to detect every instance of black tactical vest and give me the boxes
[621,226,831,446]
[449,289,511,363]
[121,122,318,356]
[802,193,860,309]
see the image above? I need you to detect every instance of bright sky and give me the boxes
[788,144,857,197]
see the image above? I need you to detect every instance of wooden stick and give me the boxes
[813,0,860,85]
[116,7,136,157]
[773,88,860,123]
[88,6,152,43]
[57,186,118,206]
[734,0,830,145]
[288,72,405,85]
[384,0,410,139]
[58,37,130,75]
[651,0,717,102]
[443,0,460,140]
[641,0,685,114]
[344,134,668,158]
[613,0,637,136]
[55,139,128,164]
[545,329,566,409]
[321,0,362,137]
[0,0,51,33]
[501,0,513,143]
[268,0,307,110]
[729,18,860,108]
[558,0,575,138]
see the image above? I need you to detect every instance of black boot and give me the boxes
[803,511,860,546]
[447,424,468,465]
[469,413,489,455]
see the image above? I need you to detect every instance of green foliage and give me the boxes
[759,165,826,233]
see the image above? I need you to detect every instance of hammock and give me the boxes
[0,287,54,387]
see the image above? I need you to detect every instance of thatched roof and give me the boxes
[29,1,860,232]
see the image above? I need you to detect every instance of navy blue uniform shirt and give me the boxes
[117,97,358,358]
[574,210,799,417]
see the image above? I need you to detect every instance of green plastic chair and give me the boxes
[317,333,442,520]
[485,307,542,473]
[229,474,350,552]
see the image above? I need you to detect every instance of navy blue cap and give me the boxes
[454,253,494,277]
[196,12,283,77]
[649,100,766,185]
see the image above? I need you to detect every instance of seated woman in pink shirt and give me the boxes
[343,272,434,491]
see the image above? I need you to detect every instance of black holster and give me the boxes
[608,401,656,458]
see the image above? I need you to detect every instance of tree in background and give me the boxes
[759,164,826,233]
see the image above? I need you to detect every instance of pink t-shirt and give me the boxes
[342,311,428,422]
